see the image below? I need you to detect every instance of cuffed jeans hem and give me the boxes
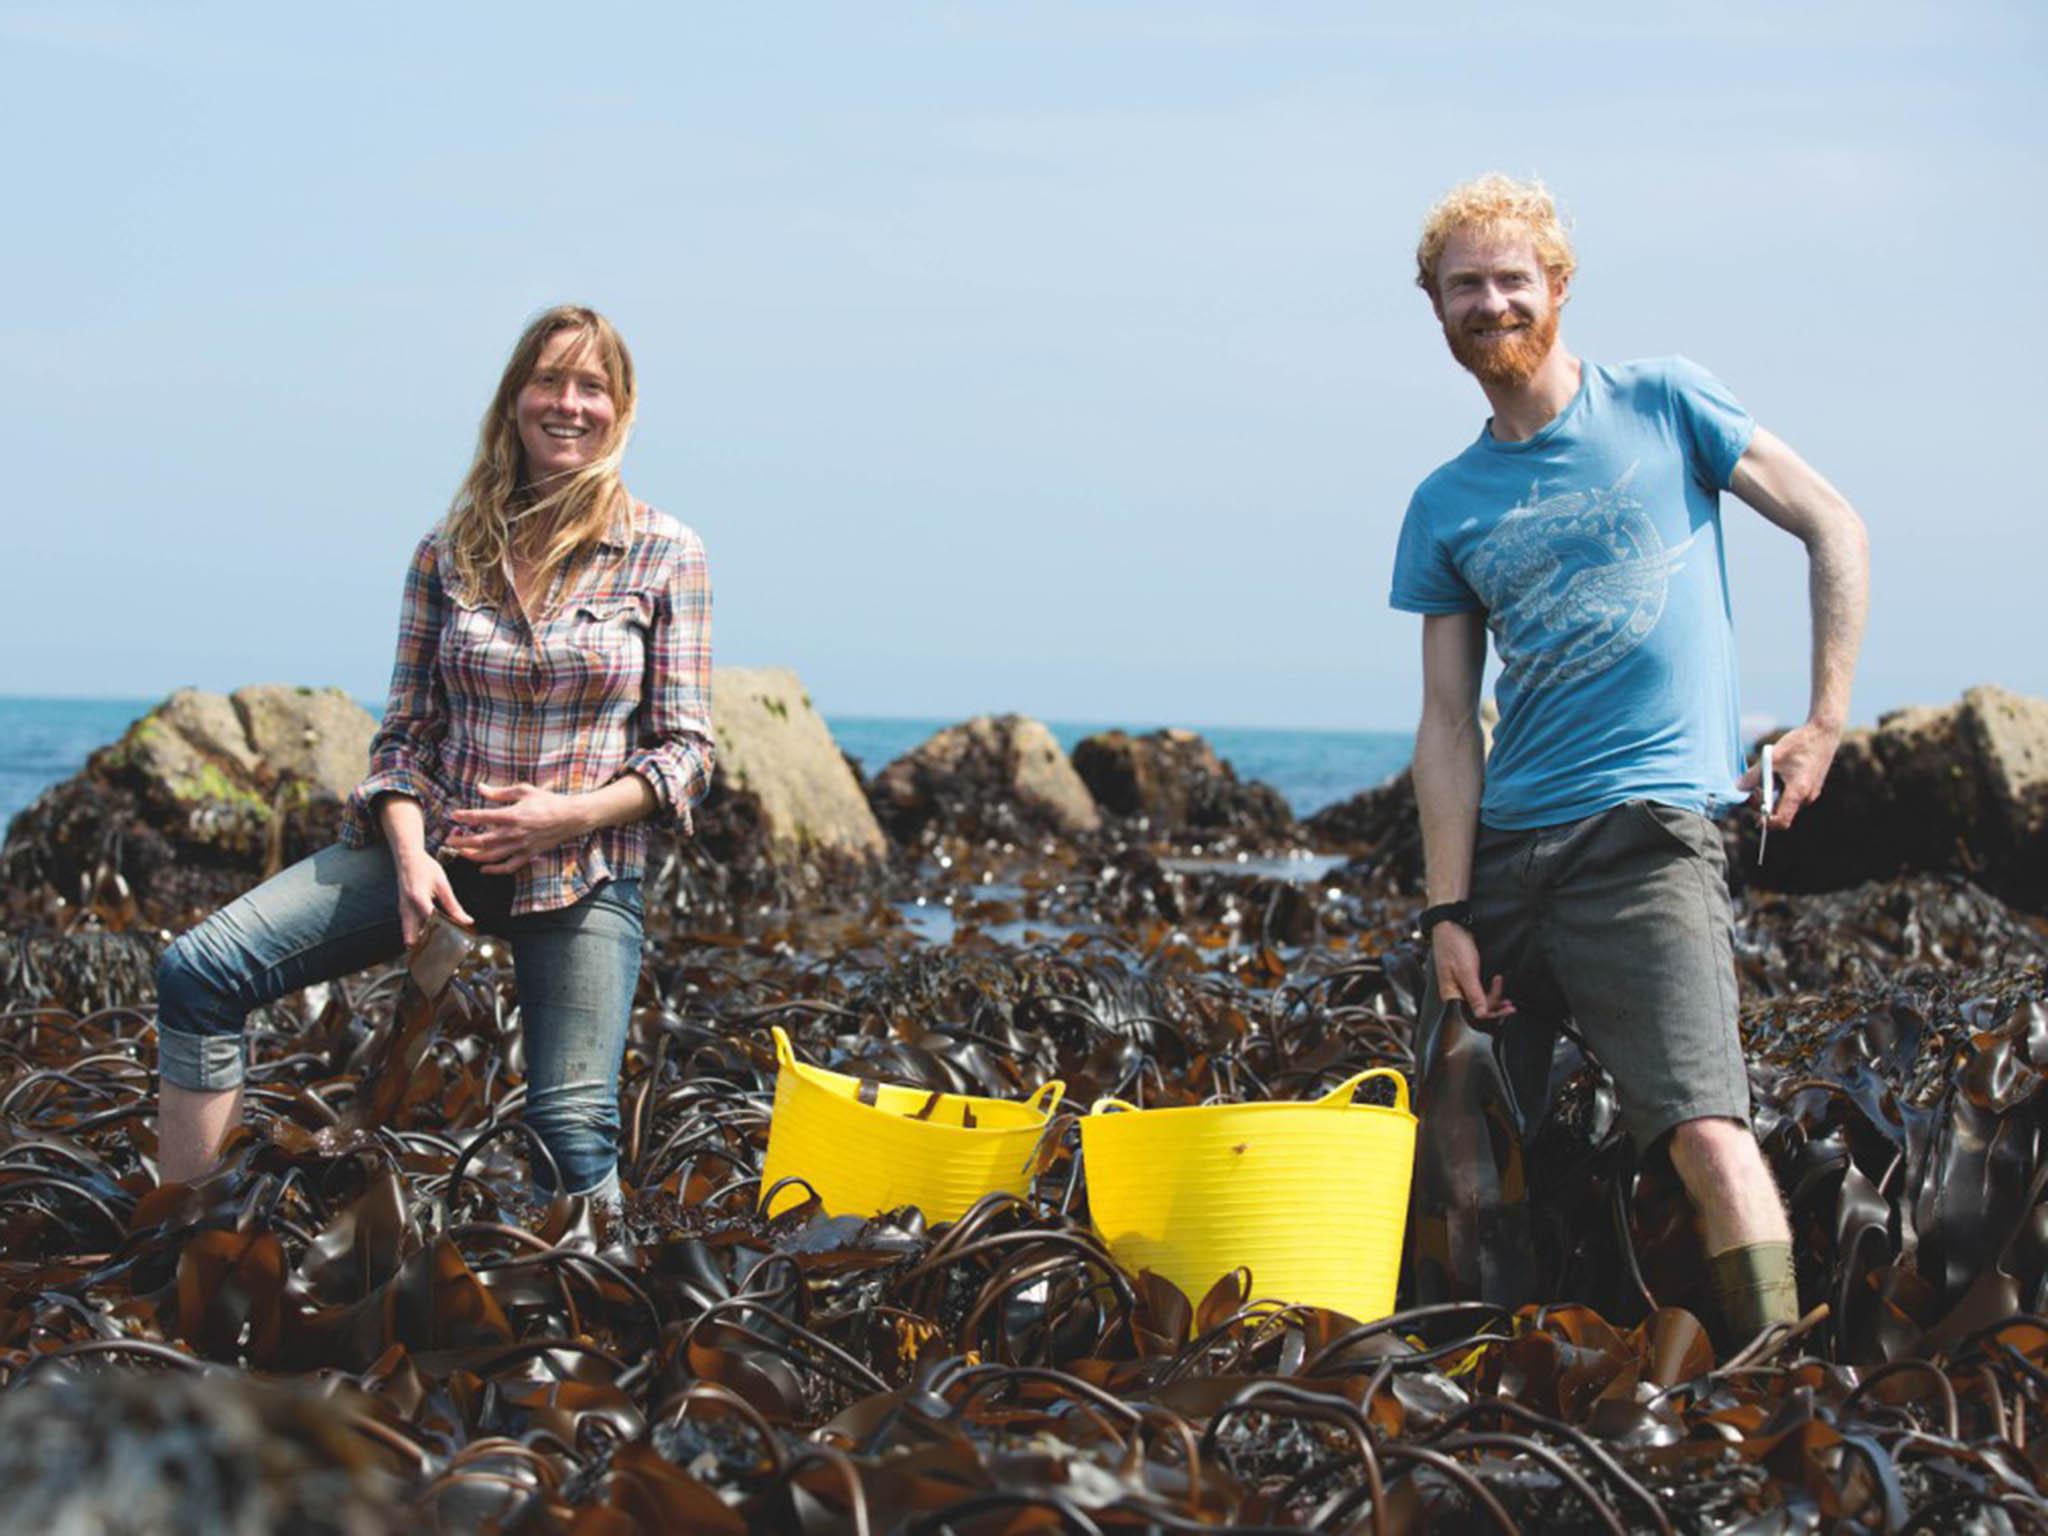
[159,1028,249,1092]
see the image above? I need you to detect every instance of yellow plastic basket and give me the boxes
[1080,1068,1415,1325]
[759,1026,1065,1221]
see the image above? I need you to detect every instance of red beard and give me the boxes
[1444,303,1558,388]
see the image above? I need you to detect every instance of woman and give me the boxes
[154,305,714,1204]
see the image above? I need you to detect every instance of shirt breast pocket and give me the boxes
[560,594,647,706]
[440,595,514,694]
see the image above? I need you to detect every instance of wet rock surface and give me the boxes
[1071,727,1293,847]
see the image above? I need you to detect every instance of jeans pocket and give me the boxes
[1629,799,1708,859]
[590,877,644,920]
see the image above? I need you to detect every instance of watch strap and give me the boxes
[1419,900,1474,941]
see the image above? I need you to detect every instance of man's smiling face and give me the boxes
[1432,226,1565,389]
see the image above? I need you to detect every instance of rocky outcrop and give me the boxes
[1740,685,2048,911]
[696,669,888,867]
[1069,729,1292,844]
[1302,768,1423,892]
[1,686,377,925]
[868,716,1100,848]
[4,671,899,935]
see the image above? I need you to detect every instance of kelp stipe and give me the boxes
[1408,996,1539,1308]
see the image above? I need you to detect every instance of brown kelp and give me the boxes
[0,842,2046,1531]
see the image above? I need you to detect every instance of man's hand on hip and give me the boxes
[1739,720,1841,831]
[1432,923,1516,1020]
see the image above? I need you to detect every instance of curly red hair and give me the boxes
[1416,174,1576,297]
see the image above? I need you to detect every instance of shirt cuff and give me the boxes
[344,765,448,846]
[623,740,713,835]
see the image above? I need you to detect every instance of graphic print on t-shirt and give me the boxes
[1462,463,1697,694]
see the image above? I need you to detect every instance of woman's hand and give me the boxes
[443,781,588,875]
[394,849,475,948]
[378,794,475,945]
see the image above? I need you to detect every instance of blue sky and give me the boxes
[2,2,2040,730]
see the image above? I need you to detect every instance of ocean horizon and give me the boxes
[0,694,1413,835]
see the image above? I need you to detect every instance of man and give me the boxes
[1389,174,1868,1342]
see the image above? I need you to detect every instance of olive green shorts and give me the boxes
[1421,798,1751,1150]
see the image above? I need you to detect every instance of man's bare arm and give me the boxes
[1416,612,1486,902]
[1727,427,1871,828]
[1415,611,1512,1017]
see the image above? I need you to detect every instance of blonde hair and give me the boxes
[1415,174,1576,297]
[443,305,638,603]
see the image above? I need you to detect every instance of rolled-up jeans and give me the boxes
[155,842,642,1197]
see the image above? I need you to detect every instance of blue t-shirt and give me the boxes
[1389,357,1756,830]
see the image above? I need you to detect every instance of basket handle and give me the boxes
[771,1025,795,1067]
[1026,1081,1066,1115]
[1317,1067,1411,1114]
[1089,1096,1141,1115]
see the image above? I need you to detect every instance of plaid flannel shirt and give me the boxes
[339,501,714,914]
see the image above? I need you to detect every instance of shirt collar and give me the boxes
[596,498,637,552]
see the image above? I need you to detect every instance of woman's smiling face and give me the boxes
[514,327,618,485]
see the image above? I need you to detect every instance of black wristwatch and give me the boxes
[1419,900,1473,943]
